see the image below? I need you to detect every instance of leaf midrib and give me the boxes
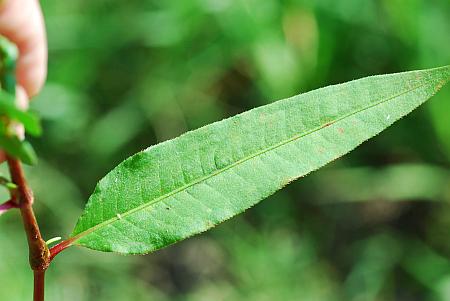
[71,81,428,243]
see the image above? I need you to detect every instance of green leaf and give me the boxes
[0,90,42,136]
[70,66,449,254]
[0,135,37,165]
[0,36,18,95]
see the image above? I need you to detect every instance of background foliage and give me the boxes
[0,0,449,300]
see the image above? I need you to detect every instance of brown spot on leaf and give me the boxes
[435,80,445,92]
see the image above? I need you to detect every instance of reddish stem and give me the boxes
[49,238,74,261]
[33,270,45,301]
[6,155,50,301]
[0,199,19,215]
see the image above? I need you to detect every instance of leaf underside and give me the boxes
[0,90,42,136]
[0,91,40,165]
[71,66,449,254]
[0,136,37,165]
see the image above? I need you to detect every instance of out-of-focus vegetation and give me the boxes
[0,0,449,300]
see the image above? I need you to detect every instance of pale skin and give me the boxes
[0,0,47,160]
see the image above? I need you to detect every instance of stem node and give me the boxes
[6,155,48,300]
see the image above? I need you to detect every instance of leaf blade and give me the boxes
[0,90,42,136]
[0,135,37,165]
[71,66,449,254]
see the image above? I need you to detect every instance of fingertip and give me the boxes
[16,44,47,97]
[0,0,47,98]
[15,0,47,98]
[16,86,29,110]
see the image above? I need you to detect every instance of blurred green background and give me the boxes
[1,0,450,300]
